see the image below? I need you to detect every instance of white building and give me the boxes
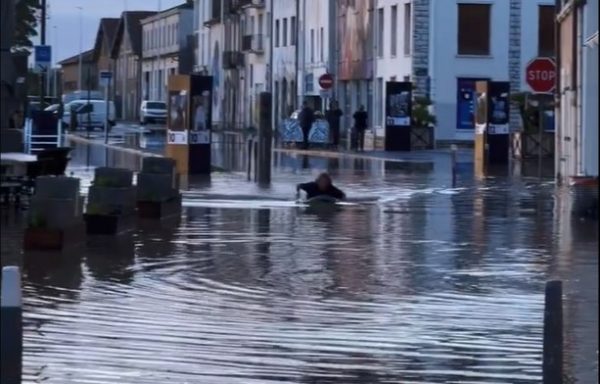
[272,0,298,122]
[370,0,555,143]
[196,0,270,129]
[556,0,598,181]
[194,0,557,146]
[141,3,194,103]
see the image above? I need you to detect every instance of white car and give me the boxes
[62,99,116,130]
[139,101,167,125]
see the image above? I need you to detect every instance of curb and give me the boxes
[66,134,163,158]
[273,147,442,163]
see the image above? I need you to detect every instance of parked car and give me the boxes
[139,100,167,125]
[62,90,103,104]
[62,99,116,130]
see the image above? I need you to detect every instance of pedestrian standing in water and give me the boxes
[298,101,314,150]
[325,100,343,150]
[353,105,368,152]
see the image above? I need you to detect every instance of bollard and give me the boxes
[543,280,563,384]
[450,144,457,187]
[1,266,23,384]
[247,138,253,181]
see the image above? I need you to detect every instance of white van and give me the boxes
[62,99,116,130]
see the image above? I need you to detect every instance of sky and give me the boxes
[33,0,184,65]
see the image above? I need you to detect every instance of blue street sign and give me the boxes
[99,71,112,80]
[34,45,51,71]
[99,71,112,87]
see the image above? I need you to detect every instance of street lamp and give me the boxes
[76,6,83,91]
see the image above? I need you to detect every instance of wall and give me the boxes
[429,0,510,142]
[374,0,412,134]
[581,0,598,176]
[273,0,298,123]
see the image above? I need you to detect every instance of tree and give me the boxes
[13,0,40,52]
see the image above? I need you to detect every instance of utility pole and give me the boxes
[0,0,16,128]
[40,0,47,107]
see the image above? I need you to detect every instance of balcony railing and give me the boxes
[241,34,264,53]
[222,51,244,69]
[237,0,266,8]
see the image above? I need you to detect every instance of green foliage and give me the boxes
[412,96,437,128]
[28,212,47,228]
[14,0,40,52]
[510,92,555,133]
[93,177,121,188]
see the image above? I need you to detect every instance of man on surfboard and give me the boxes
[296,173,346,200]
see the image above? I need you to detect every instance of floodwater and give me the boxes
[2,141,597,384]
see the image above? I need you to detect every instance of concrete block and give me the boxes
[94,167,133,187]
[137,173,178,201]
[28,197,80,229]
[35,176,80,200]
[87,186,137,215]
[142,157,176,175]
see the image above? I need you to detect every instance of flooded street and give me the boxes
[2,142,597,383]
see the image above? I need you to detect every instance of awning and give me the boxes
[585,31,598,47]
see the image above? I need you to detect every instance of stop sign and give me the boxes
[526,57,556,93]
[318,73,334,89]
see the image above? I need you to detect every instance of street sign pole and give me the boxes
[99,70,113,144]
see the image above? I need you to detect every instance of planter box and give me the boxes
[84,213,134,235]
[137,195,182,220]
[23,228,64,251]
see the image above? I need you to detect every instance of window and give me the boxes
[320,27,324,62]
[283,18,288,46]
[291,16,297,45]
[403,3,411,55]
[457,4,491,55]
[538,5,555,56]
[310,29,314,62]
[376,78,383,126]
[391,5,398,56]
[377,8,384,57]
[258,14,264,36]
[250,16,255,35]
[275,19,280,47]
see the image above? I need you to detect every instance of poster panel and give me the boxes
[487,81,510,135]
[385,81,412,127]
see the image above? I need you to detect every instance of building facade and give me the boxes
[92,18,120,96]
[58,49,97,94]
[556,0,598,181]
[194,0,557,144]
[141,3,194,103]
[111,11,156,120]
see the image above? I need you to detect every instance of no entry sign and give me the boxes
[526,57,556,93]
[318,73,334,89]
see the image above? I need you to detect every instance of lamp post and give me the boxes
[76,6,83,91]
[52,25,58,98]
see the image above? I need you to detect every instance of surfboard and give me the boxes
[305,195,339,204]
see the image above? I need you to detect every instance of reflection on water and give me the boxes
[3,143,596,383]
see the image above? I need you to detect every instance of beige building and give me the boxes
[58,49,96,94]
[111,11,156,120]
[141,3,194,102]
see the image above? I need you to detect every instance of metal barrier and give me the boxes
[23,118,62,154]
[1,266,23,384]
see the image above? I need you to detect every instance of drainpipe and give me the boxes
[301,0,306,102]
[554,0,561,181]
[572,2,580,176]
[575,2,583,175]
[294,0,300,107]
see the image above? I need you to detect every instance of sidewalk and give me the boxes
[274,147,474,164]
[68,131,474,166]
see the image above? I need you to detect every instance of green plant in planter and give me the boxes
[510,92,556,133]
[86,203,106,215]
[93,176,121,188]
[412,96,437,128]
[28,212,47,228]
